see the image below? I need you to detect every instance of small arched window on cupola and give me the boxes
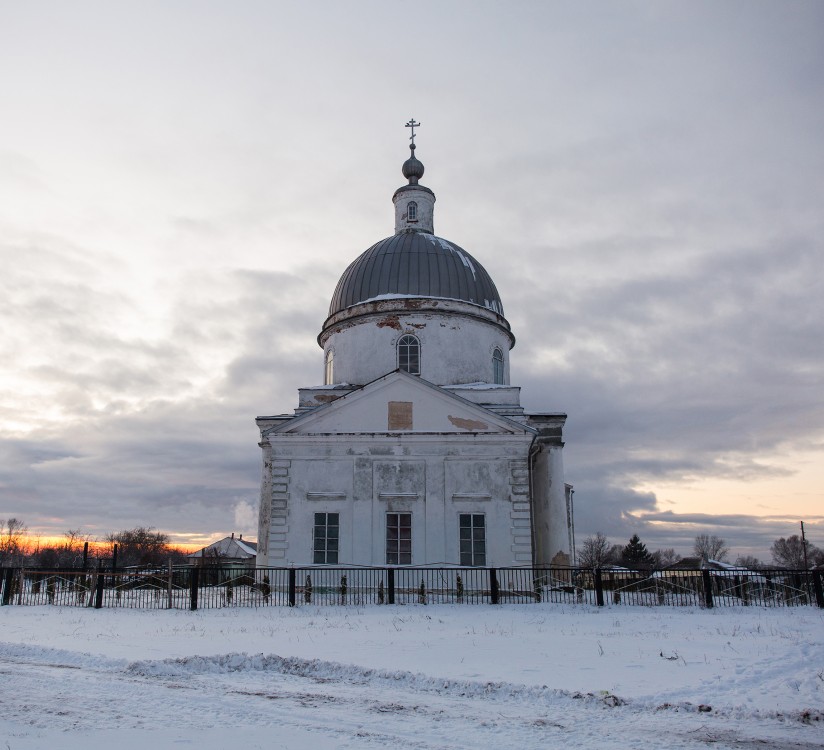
[325,350,334,385]
[398,335,420,375]
[492,348,505,385]
[407,201,418,222]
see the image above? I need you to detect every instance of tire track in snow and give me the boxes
[2,642,821,750]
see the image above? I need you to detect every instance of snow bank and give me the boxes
[1,604,821,749]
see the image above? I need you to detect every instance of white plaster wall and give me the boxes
[284,459,355,564]
[443,457,515,565]
[393,187,435,234]
[445,385,521,406]
[257,434,533,567]
[530,443,570,566]
[291,377,507,434]
[323,311,511,386]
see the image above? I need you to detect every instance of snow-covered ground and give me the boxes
[1,604,822,749]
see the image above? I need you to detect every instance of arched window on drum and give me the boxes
[325,350,334,385]
[397,335,420,375]
[492,348,504,385]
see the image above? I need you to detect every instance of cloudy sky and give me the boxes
[1,1,822,558]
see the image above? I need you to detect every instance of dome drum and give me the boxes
[319,295,514,349]
[320,306,513,387]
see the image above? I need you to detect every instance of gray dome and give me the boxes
[329,231,504,317]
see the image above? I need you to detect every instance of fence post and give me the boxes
[94,562,105,609]
[1,568,15,606]
[288,568,296,607]
[489,568,499,604]
[812,571,824,609]
[190,567,199,611]
[167,558,174,610]
[702,569,714,608]
[388,568,395,605]
[594,568,604,607]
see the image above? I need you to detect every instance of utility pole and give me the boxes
[801,521,810,570]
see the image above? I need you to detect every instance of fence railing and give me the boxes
[1,565,822,610]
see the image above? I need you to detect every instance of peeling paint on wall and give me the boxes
[377,315,402,330]
[313,394,342,403]
[448,415,488,431]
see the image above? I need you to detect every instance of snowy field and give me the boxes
[1,604,822,749]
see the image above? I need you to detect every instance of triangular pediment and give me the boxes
[265,371,533,436]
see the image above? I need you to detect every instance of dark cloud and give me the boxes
[0,249,325,540]
[1,2,822,557]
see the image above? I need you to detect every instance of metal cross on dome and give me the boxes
[405,118,420,145]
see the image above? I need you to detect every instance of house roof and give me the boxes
[188,536,257,559]
[656,558,768,581]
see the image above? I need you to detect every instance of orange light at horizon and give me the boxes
[14,535,204,554]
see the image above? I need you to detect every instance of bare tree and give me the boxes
[693,534,729,563]
[577,533,612,568]
[61,529,93,566]
[651,548,681,569]
[734,555,763,569]
[0,518,29,565]
[771,535,821,569]
[105,527,182,567]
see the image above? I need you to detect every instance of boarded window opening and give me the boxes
[388,401,413,430]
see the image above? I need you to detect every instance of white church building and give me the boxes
[256,124,574,569]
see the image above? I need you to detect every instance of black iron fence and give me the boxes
[1,564,822,610]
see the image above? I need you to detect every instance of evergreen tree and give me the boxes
[621,534,653,569]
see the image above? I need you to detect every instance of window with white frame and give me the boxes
[492,348,504,385]
[386,512,412,565]
[407,201,418,221]
[397,335,420,375]
[325,350,334,385]
[313,512,339,564]
[459,513,486,566]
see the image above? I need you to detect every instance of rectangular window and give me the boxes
[386,512,412,565]
[459,514,486,566]
[397,335,421,375]
[313,512,339,564]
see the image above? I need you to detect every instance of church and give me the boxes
[255,122,574,569]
